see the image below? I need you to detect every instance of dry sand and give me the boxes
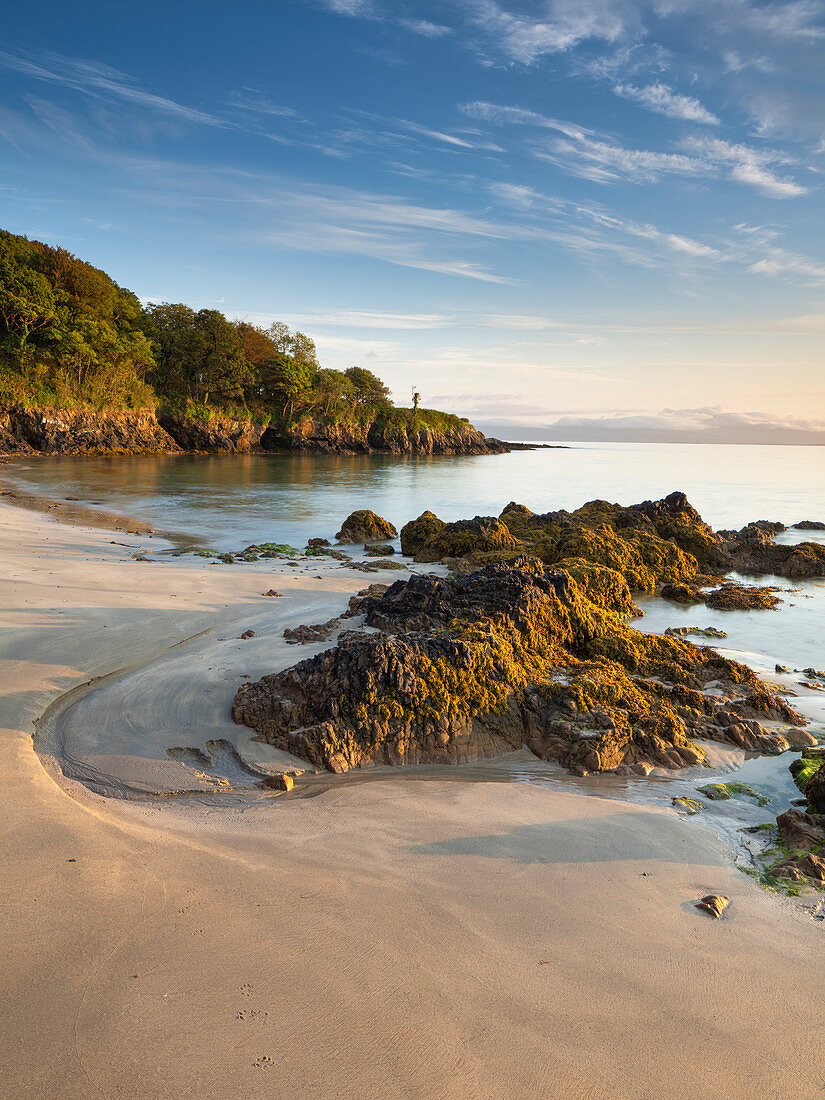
[1,498,824,1099]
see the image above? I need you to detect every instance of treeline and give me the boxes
[0,229,448,427]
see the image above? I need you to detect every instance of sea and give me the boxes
[3,441,824,550]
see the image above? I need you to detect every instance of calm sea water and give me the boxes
[3,442,824,549]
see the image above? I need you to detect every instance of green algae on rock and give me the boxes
[233,558,806,776]
[400,510,446,557]
[405,491,825,588]
[335,510,398,543]
[697,782,771,807]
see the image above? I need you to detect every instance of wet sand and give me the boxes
[1,499,825,1099]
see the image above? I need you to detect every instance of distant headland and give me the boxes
[0,229,529,457]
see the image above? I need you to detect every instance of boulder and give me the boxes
[335,510,398,543]
[776,808,825,853]
[400,510,446,557]
[696,895,729,918]
[413,515,519,560]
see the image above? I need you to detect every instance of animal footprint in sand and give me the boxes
[253,1056,275,1069]
[240,982,253,997]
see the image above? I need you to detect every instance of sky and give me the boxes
[1,0,823,442]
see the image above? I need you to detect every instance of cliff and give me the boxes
[259,415,509,455]
[0,405,511,457]
[0,406,179,456]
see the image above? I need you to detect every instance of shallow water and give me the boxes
[4,441,825,550]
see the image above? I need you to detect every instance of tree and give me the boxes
[313,368,355,416]
[345,366,391,408]
[192,309,251,405]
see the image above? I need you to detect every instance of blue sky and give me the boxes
[1,0,823,440]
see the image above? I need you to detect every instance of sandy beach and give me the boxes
[1,498,824,1099]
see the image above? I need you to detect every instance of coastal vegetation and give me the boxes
[0,229,465,436]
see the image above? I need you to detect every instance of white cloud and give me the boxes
[400,19,452,38]
[467,0,631,64]
[0,49,221,127]
[682,135,808,197]
[536,133,711,184]
[613,82,720,125]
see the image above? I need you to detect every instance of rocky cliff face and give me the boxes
[259,416,508,455]
[0,406,508,457]
[158,414,267,453]
[0,406,178,455]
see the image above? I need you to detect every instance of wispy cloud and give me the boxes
[613,82,720,125]
[466,0,632,64]
[400,19,452,38]
[681,135,808,197]
[0,48,222,127]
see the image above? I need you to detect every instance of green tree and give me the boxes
[345,366,391,408]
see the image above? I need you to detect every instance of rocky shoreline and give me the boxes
[230,494,825,892]
[0,404,520,457]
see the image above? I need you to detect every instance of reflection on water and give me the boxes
[4,441,825,550]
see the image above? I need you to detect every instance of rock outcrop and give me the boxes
[335,510,398,543]
[0,406,512,457]
[0,405,178,455]
[233,559,808,776]
[404,491,825,587]
[259,417,509,456]
[157,414,267,453]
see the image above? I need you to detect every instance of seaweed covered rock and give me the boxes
[400,510,445,557]
[704,583,781,611]
[660,583,702,604]
[414,516,520,561]
[335,509,398,543]
[791,748,825,812]
[552,559,639,616]
[430,490,825,588]
[234,559,805,775]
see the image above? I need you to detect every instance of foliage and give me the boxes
[0,229,468,428]
[0,229,154,408]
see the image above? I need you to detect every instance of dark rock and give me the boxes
[776,808,825,852]
[364,543,395,556]
[792,520,825,531]
[666,626,727,638]
[346,583,391,614]
[263,590,282,597]
[283,619,339,645]
[335,510,398,543]
[307,537,331,548]
[661,583,702,604]
[240,630,256,640]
